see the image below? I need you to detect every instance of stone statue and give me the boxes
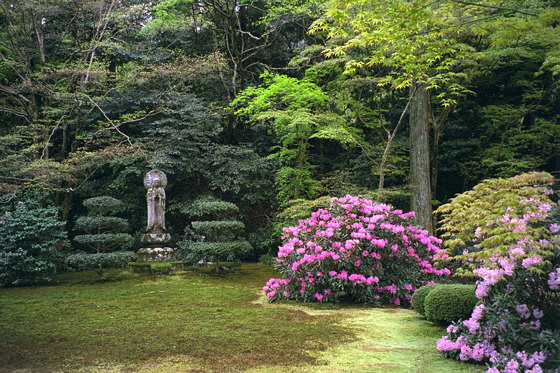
[132,169,182,273]
[144,169,167,233]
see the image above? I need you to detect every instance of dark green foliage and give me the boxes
[74,196,133,253]
[188,241,252,263]
[65,251,137,272]
[424,284,478,324]
[411,284,438,316]
[74,234,134,252]
[191,221,245,241]
[0,193,69,286]
[74,217,129,233]
[82,197,124,216]
[179,197,252,270]
[184,200,238,220]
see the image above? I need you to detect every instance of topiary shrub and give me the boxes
[424,284,478,324]
[72,196,134,278]
[178,197,252,271]
[0,193,69,286]
[411,284,438,316]
[74,196,134,253]
[263,195,450,305]
[65,251,137,272]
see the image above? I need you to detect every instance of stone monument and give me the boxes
[132,169,182,273]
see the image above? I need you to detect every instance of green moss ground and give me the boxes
[0,264,482,372]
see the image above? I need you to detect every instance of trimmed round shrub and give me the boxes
[424,284,478,324]
[83,196,123,215]
[74,216,129,233]
[411,284,438,316]
[263,195,450,305]
[179,197,252,271]
[65,251,137,272]
[74,196,133,253]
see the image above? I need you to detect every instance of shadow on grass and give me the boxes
[0,264,482,372]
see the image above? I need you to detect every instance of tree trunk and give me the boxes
[409,82,433,234]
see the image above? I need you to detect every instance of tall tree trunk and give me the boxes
[409,82,433,234]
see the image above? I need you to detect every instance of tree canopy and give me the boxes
[0,0,557,259]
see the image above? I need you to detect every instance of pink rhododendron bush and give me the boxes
[436,173,560,372]
[263,195,450,305]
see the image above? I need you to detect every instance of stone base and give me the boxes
[141,232,171,244]
[136,247,176,262]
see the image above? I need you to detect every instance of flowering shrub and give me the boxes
[263,195,449,305]
[436,173,560,372]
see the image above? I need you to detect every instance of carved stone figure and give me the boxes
[144,169,167,233]
[131,169,183,273]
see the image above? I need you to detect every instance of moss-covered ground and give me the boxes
[0,264,482,372]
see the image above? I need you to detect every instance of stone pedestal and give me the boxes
[131,232,183,274]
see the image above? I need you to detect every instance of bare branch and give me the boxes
[82,94,133,145]
[449,0,538,16]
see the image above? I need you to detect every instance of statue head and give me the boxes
[144,169,167,189]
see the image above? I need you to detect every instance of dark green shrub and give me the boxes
[424,284,478,324]
[74,196,133,253]
[411,284,438,316]
[0,194,69,286]
[178,197,252,271]
[65,251,137,272]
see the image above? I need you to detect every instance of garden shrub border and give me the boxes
[424,284,478,324]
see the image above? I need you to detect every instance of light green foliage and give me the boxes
[436,172,557,275]
[424,284,479,324]
[260,0,325,25]
[310,0,473,95]
[411,284,438,316]
[232,72,363,205]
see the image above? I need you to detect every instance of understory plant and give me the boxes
[264,195,450,305]
[0,192,69,286]
[436,172,560,372]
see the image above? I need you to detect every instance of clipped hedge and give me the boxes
[65,251,137,272]
[411,284,438,316]
[424,284,479,324]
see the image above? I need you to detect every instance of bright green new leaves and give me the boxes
[232,72,363,205]
[310,0,474,93]
[435,172,558,276]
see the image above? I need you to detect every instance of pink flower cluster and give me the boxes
[437,187,560,372]
[547,268,560,290]
[265,195,448,305]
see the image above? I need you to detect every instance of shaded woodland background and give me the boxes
[1,0,558,260]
